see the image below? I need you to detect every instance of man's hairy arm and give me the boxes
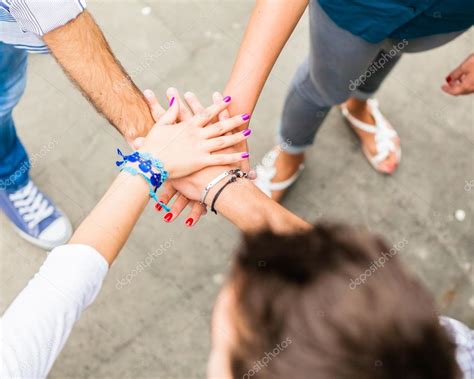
[43,11,154,142]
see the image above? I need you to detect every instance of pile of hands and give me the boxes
[132,87,253,227]
[127,51,474,227]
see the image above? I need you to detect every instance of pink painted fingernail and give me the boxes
[242,113,251,121]
[223,96,232,103]
[169,97,175,107]
[242,129,252,137]
[241,153,250,158]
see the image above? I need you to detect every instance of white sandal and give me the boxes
[340,98,401,173]
[254,147,305,198]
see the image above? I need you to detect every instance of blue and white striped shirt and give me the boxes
[0,0,86,53]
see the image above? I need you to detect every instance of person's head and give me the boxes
[207,223,461,379]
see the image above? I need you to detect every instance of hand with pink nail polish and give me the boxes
[137,92,252,179]
[164,91,253,203]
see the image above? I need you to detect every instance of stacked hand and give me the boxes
[134,88,250,226]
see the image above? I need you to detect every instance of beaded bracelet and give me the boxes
[116,149,169,189]
[116,149,170,212]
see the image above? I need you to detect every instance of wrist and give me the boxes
[208,178,310,234]
[207,178,268,232]
[116,170,151,203]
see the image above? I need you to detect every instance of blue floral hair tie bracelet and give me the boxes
[116,149,170,212]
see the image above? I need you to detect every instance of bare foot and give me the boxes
[270,149,305,202]
[344,98,400,173]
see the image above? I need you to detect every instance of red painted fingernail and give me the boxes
[223,96,232,103]
[169,97,175,107]
[164,212,173,222]
[242,113,251,121]
[241,153,250,158]
[155,203,162,212]
[242,129,252,137]
[446,76,452,83]
[185,218,194,227]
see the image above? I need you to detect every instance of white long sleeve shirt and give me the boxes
[0,245,108,378]
[0,0,87,53]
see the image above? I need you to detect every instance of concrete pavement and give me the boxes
[0,1,473,378]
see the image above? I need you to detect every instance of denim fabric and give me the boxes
[0,42,29,191]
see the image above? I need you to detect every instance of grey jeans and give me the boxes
[280,0,466,154]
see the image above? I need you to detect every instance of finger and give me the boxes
[212,91,251,173]
[203,113,251,139]
[144,89,166,122]
[206,151,250,166]
[166,87,193,121]
[164,193,189,223]
[155,182,177,212]
[157,92,180,126]
[184,91,206,115]
[184,201,207,227]
[132,136,146,150]
[193,96,232,127]
[206,129,251,152]
[212,91,231,122]
[240,152,251,173]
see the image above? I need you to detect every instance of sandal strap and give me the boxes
[255,147,304,196]
[256,164,305,191]
[341,98,398,164]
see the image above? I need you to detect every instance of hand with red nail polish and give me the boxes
[141,90,251,227]
[162,91,252,205]
[442,53,474,96]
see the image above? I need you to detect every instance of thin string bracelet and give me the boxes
[210,176,238,214]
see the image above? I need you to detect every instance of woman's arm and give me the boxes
[207,178,311,234]
[69,172,150,264]
[172,166,311,233]
[0,97,252,378]
[223,0,308,117]
[70,97,251,265]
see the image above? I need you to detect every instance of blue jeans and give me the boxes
[0,42,29,191]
